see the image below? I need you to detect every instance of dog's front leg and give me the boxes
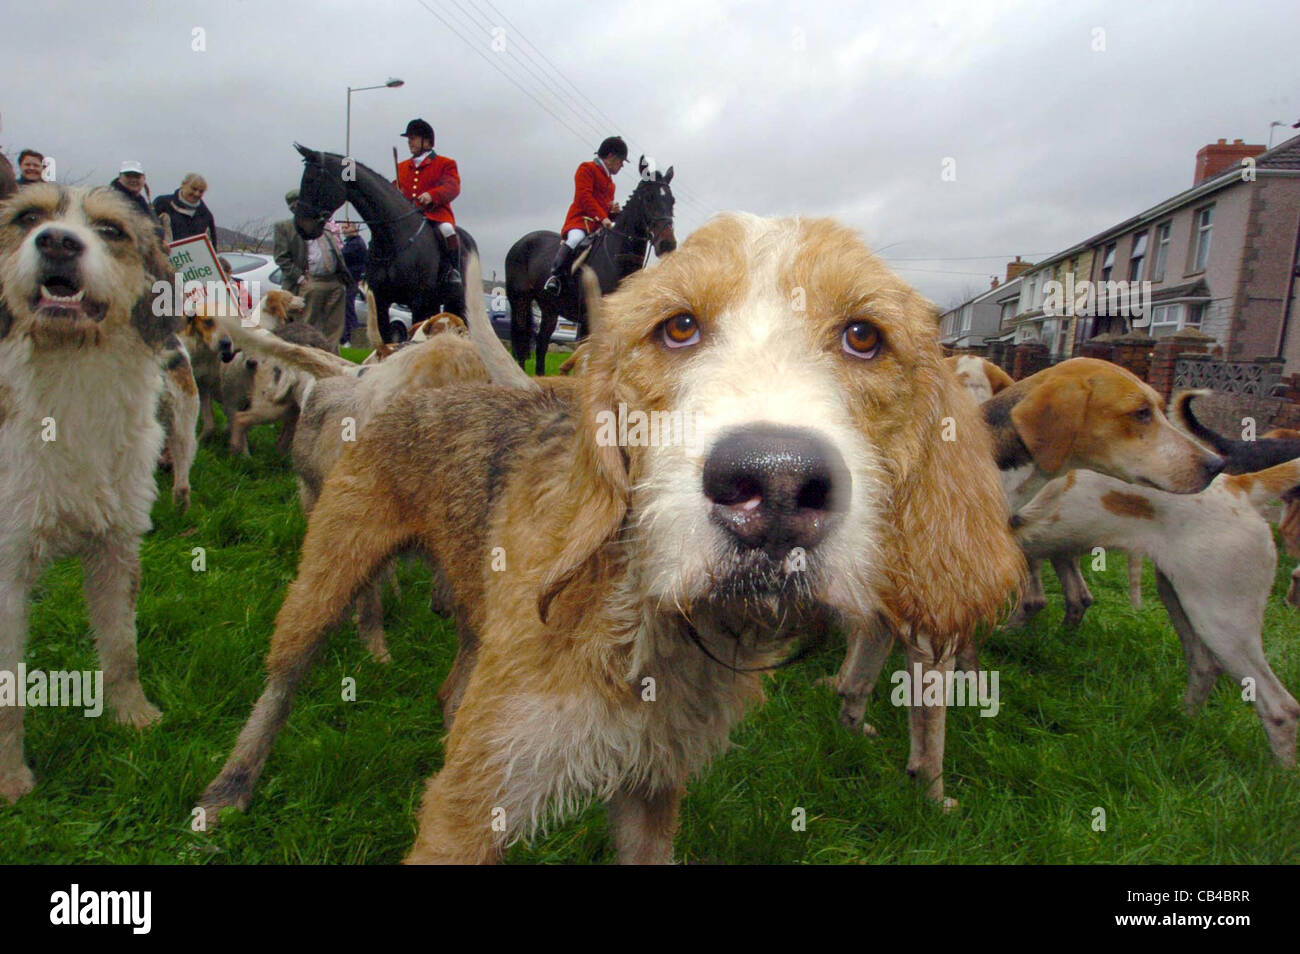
[832,618,895,736]
[198,390,215,441]
[1054,555,1093,628]
[0,569,37,802]
[83,536,161,728]
[167,392,198,510]
[903,637,957,811]
[1006,559,1047,628]
[607,784,682,864]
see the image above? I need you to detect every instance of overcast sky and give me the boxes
[4,0,1297,305]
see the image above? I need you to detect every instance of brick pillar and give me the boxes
[1076,339,1115,363]
[985,340,1004,369]
[1110,332,1156,383]
[1012,343,1049,380]
[1150,330,1212,403]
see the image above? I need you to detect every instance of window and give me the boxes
[1192,206,1214,272]
[1129,232,1147,282]
[960,304,972,332]
[1101,243,1117,282]
[1152,222,1171,281]
[1149,303,1185,336]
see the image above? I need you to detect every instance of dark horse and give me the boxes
[291,143,476,342]
[505,156,677,373]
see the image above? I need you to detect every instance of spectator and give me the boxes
[154,173,216,245]
[273,190,352,350]
[340,221,368,345]
[16,149,45,186]
[110,161,155,220]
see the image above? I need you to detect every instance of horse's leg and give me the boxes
[535,304,558,377]
[375,296,394,344]
[507,293,532,371]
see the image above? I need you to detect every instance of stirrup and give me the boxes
[543,274,562,294]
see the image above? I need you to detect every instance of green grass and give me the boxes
[4,357,1298,863]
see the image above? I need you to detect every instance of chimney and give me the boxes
[990,276,999,289]
[1194,138,1265,184]
[1005,255,1032,282]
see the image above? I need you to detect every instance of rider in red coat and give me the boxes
[395,118,463,289]
[544,136,627,295]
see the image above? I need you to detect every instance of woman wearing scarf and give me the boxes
[154,172,216,244]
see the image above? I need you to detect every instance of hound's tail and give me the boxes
[365,284,384,353]
[215,314,356,381]
[1223,457,1300,521]
[462,252,540,393]
[1170,390,1235,455]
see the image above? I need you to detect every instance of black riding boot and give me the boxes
[440,231,463,289]
[543,242,576,295]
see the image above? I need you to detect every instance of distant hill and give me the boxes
[216,225,270,252]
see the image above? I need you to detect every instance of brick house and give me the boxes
[1067,135,1300,366]
[938,257,1029,350]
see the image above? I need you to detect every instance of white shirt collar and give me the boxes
[412,150,433,167]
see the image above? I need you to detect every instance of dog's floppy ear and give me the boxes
[132,224,181,347]
[1010,375,1089,473]
[881,346,1024,650]
[537,267,629,623]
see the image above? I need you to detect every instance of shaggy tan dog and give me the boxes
[199,216,1022,862]
[0,184,174,801]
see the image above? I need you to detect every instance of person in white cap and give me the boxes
[110,160,156,221]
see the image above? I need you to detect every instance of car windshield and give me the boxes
[222,254,265,274]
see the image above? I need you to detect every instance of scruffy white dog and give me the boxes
[0,183,176,802]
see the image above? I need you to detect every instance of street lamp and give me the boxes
[1268,120,1300,149]
[346,78,404,159]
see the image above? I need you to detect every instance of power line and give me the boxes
[413,0,715,231]
[451,0,717,221]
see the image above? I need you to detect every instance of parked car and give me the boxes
[218,252,278,308]
[487,299,578,346]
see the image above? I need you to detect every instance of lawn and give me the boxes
[4,349,1299,864]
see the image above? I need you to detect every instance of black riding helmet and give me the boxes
[402,118,435,145]
[596,136,628,161]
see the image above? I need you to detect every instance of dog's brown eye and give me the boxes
[16,209,43,227]
[1132,406,1153,423]
[842,321,881,359]
[95,222,125,240]
[660,313,699,349]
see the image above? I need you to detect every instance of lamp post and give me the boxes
[346,78,404,159]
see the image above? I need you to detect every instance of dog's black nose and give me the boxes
[36,228,84,260]
[703,424,849,558]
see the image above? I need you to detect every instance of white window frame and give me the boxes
[1152,222,1171,281]
[1193,206,1214,272]
[1129,232,1147,282]
[1101,243,1117,282]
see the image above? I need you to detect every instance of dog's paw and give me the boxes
[173,486,191,511]
[938,796,959,813]
[112,695,163,729]
[838,704,878,737]
[0,765,36,804]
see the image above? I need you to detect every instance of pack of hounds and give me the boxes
[1,182,1297,863]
